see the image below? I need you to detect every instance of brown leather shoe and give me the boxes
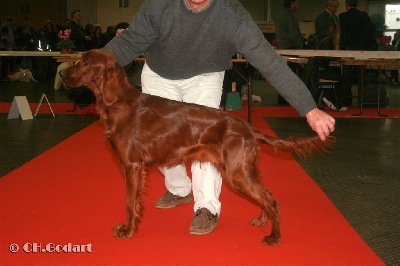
[155,191,192,209]
[189,208,218,235]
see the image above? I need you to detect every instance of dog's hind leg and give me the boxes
[113,163,146,238]
[253,199,281,245]
[250,209,268,226]
[224,153,281,245]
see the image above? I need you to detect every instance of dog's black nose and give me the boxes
[59,70,65,77]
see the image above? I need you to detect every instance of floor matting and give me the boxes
[266,117,400,265]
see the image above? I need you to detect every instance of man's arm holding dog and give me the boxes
[305,108,336,141]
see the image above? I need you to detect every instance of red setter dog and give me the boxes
[60,49,334,245]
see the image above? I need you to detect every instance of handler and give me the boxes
[103,0,335,236]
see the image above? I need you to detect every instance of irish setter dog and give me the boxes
[60,49,334,245]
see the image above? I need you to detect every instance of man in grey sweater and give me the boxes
[104,0,335,236]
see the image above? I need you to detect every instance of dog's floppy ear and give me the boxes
[101,64,119,106]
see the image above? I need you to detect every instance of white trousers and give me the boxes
[141,63,224,215]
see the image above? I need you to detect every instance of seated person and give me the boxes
[318,59,347,111]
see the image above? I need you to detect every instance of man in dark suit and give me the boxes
[315,0,339,50]
[391,30,400,84]
[339,0,376,106]
[66,9,87,51]
[313,1,348,111]
[339,0,376,51]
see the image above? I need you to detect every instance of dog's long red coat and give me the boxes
[61,49,334,245]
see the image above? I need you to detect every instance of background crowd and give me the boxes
[0,11,118,81]
[274,0,399,111]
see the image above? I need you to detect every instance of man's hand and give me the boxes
[305,108,335,141]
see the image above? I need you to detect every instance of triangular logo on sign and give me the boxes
[34,93,55,118]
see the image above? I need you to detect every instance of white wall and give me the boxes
[97,0,143,30]
[386,4,400,30]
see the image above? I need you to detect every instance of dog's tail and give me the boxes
[254,129,335,157]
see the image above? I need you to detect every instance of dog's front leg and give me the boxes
[113,163,145,239]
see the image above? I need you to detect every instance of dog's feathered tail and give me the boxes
[254,129,335,157]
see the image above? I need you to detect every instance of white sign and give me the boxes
[7,96,33,120]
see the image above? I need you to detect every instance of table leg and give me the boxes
[232,63,253,124]
[352,65,364,116]
[377,67,388,117]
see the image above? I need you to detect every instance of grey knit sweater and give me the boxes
[104,0,316,116]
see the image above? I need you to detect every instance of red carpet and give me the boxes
[0,108,383,265]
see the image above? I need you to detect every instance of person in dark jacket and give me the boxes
[66,9,87,51]
[275,0,303,104]
[391,30,399,85]
[315,0,339,50]
[313,0,347,111]
[339,0,376,106]
[275,0,303,50]
[339,0,376,51]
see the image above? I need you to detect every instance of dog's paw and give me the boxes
[249,217,268,227]
[112,224,134,239]
[261,234,280,246]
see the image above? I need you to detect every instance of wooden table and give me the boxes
[0,51,82,62]
[4,50,398,118]
[0,52,256,122]
[276,50,400,117]
[339,58,400,116]
[275,49,400,60]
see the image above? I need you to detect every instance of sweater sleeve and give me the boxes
[103,1,159,66]
[232,15,316,116]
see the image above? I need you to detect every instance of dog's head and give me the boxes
[60,49,127,105]
[19,68,28,75]
[17,68,33,82]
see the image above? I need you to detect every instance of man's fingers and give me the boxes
[328,122,335,132]
[305,108,336,142]
[317,130,326,141]
[317,123,334,141]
